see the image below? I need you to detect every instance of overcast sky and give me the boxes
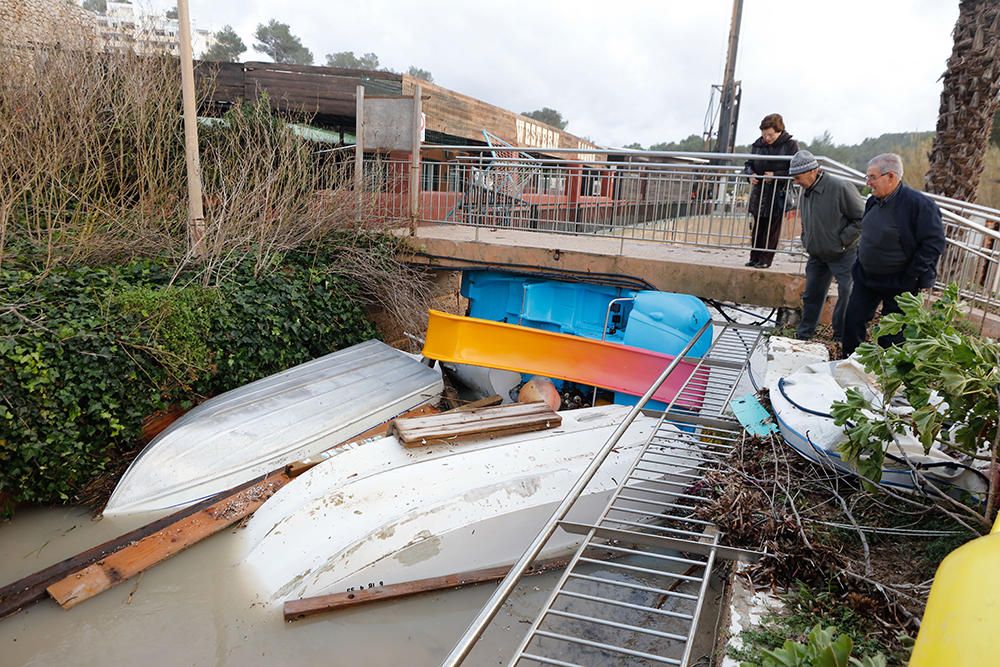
[140,0,958,148]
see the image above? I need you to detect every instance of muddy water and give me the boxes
[0,506,551,666]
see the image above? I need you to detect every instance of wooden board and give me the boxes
[46,474,291,609]
[283,555,573,621]
[390,401,560,447]
[0,477,251,620]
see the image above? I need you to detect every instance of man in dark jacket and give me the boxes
[842,153,946,355]
[788,150,865,340]
[744,113,800,268]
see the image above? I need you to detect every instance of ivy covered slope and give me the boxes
[0,255,377,510]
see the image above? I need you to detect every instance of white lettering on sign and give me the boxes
[516,118,560,149]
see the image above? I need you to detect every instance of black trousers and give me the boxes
[842,268,914,355]
[748,211,784,267]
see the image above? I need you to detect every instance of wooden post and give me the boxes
[355,85,364,224]
[177,0,205,257]
[409,84,423,236]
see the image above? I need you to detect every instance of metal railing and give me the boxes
[357,146,1000,317]
[404,147,805,265]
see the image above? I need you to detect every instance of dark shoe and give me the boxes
[756,263,772,269]
[744,260,759,267]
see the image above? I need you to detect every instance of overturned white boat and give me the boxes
[771,358,987,496]
[104,341,443,517]
[236,404,695,603]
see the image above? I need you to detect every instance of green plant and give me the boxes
[830,285,1000,525]
[730,584,898,665]
[744,624,886,667]
[0,254,379,512]
[112,284,222,384]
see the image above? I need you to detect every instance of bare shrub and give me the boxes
[0,41,429,330]
[0,45,187,267]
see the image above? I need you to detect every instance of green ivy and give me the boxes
[112,284,222,384]
[0,253,379,511]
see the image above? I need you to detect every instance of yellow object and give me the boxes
[909,515,1000,665]
[421,310,706,409]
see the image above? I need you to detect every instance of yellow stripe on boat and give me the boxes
[421,310,704,408]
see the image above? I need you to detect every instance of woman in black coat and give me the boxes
[744,113,799,268]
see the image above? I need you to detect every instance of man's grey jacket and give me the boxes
[798,172,865,262]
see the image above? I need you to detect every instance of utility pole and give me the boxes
[715,0,744,155]
[177,0,205,257]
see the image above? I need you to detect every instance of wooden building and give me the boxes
[199,61,601,155]
[198,60,704,232]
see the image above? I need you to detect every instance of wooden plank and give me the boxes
[0,474,264,620]
[391,402,561,447]
[393,401,549,431]
[450,395,503,412]
[397,413,560,447]
[283,555,574,621]
[46,473,290,610]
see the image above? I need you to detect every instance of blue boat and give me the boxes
[458,270,713,409]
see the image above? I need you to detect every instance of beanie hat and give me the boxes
[788,150,819,176]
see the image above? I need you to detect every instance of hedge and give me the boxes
[0,254,378,509]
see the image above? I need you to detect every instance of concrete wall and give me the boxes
[0,0,97,49]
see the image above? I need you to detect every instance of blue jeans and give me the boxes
[796,250,856,340]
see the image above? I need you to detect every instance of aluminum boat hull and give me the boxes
[104,340,443,516]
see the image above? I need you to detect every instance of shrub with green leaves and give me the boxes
[830,285,999,523]
[0,254,378,510]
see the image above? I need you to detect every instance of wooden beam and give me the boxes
[0,475,261,620]
[283,555,574,621]
[390,402,560,447]
[46,473,291,609]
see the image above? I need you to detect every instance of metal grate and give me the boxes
[673,321,765,420]
[511,416,742,666]
[444,320,766,666]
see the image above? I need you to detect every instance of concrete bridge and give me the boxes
[403,224,806,311]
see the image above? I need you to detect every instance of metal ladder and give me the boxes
[511,413,744,666]
[444,320,765,667]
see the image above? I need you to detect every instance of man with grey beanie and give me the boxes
[788,150,865,341]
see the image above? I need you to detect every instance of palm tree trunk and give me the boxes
[925,1,1000,202]
[926,1,1000,291]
